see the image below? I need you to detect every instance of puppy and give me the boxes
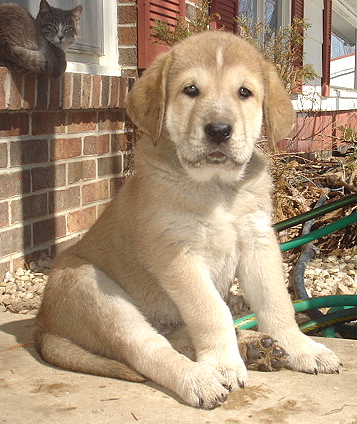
[35,31,340,409]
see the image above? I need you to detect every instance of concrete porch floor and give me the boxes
[1,309,357,424]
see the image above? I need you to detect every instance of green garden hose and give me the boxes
[279,211,357,252]
[274,193,357,232]
[234,295,357,331]
[234,194,357,337]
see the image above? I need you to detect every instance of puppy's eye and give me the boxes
[184,85,199,97]
[238,87,252,98]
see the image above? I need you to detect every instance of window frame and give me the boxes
[0,0,120,76]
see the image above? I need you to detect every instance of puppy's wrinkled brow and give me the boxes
[216,47,224,70]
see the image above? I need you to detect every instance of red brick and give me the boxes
[81,74,92,109]
[98,155,123,177]
[62,73,73,109]
[23,75,37,109]
[50,137,82,161]
[49,186,80,214]
[0,67,9,109]
[67,206,96,233]
[82,180,109,204]
[98,110,125,131]
[36,76,49,109]
[118,5,137,24]
[33,215,66,245]
[110,176,125,196]
[49,78,61,109]
[101,76,110,108]
[9,73,23,110]
[119,77,129,108]
[97,201,110,217]
[11,193,48,223]
[0,201,9,227]
[0,224,31,256]
[110,76,120,108]
[67,159,96,184]
[111,133,133,152]
[0,112,29,136]
[10,139,48,166]
[0,170,30,200]
[119,47,137,68]
[32,111,66,135]
[67,111,97,133]
[119,26,137,46]
[84,134,110,155]
[72,73,82,109]
[0,143,8,167]
[31,164,66,191]
[92,75,101,108]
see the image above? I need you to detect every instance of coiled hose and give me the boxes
[292,193,357,337]
[234,193,357,338]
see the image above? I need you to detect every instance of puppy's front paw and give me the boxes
[283,336,341,374]
[178,361,247,409]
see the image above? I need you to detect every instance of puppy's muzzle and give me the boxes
[204,123,232,145]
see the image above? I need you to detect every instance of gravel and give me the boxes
[1,250,356,316]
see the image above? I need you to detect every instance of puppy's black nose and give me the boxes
[204,123,232,144]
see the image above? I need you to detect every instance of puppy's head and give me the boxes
[126,31,295,182]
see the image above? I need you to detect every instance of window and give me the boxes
[0,0,119,75]
[238,0,291,30]
[330,9,357,90]
[210,0,290,35]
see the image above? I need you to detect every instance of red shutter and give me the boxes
[210,0,238,33]
[137,0,186,69]
[322,0,332,96]
[291,0,304,20]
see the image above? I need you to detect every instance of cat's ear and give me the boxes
[39,0,52,14]
[71,5,82,23]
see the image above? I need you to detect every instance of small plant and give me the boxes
[234,16,319,93]
[151,0,217,46]
[338,125,357,144]
[151,3,318,94]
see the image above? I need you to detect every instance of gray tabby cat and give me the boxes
[0,0,82,79]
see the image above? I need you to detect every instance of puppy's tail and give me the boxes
[34,329,146,382]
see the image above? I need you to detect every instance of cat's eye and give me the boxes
[183,84,199,97]
[46,24,57,31]
[238,87,252,98]
[64,26,74,32]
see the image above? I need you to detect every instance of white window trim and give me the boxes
[66,0,120,76]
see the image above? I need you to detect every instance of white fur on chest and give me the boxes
[164,203,239,297]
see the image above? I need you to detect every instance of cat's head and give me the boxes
[36,0,82,51]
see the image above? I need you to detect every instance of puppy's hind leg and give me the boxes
[36,263,234,409]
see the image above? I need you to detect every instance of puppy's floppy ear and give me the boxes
[263,62,296,150]
[125,51,172,145]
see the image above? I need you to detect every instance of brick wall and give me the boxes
[118,0,138,77]
[0,0,139,277]
[0,68,136,277]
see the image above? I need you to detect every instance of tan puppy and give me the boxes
[35,31,341,409]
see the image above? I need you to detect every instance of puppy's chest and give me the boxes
[191,207,239,291]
